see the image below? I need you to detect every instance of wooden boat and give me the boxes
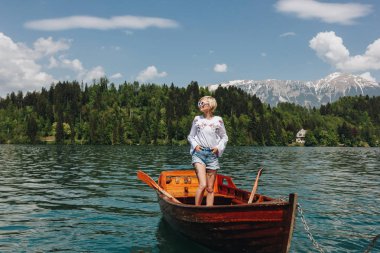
[137,170,297,253]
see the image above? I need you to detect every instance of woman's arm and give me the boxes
[215,117,228,157]
[187,116,199,151]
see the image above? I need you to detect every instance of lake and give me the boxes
[0,145,379,252]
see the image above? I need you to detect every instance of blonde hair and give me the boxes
[199,96,217,113]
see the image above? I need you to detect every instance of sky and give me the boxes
[0,0,379,97]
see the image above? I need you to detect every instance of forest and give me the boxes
[0,78,379,147]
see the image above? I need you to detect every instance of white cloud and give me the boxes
[136,66,167,82]
[110,73,122,79]
[80,66,106,82]
[0,32,55,95]
[261,52,267,57]
[0,32,110,96]
[309,31,349,65]
[25,15,179,31]
[214,63,227,73]
[124,30,134,36]
[280,32,296,37]
[49,56,84,72]
[48,56,59,68]
[49,55,107,83]
[360,72,376,82]
[33,37,71,56]
[61,58,84,72]
[309,31,380,73]
[275,0,372,25]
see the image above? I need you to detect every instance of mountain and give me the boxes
[207,72,380,107]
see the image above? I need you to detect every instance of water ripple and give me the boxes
[0,145,379,252]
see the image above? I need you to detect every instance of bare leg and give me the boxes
[194,163,207,206]
[206,169,217,206]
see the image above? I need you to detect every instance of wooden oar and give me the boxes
[248,168,263,204]
[137,170,181,204]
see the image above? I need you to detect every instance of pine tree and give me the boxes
[26,114,38,144]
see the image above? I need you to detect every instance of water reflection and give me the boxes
[155,219,217,253]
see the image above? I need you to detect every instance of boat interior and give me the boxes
[158,170,274,205]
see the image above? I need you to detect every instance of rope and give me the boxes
[363,234,380,253]
[286,199,379,253]
[297,202,326,253]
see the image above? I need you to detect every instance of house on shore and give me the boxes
[296,129,307,144]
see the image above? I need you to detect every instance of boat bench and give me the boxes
[159,170,218,197]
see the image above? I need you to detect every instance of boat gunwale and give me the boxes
[157,192,291,210]
[157,170,291,209]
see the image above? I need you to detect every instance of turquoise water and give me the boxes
[0,145,379,252]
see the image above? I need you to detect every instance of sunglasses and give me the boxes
[198,101,210,108]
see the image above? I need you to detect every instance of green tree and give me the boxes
[305,130,318,146]
[26,114,38,144]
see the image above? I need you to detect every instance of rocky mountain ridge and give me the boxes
[208,72,380,107]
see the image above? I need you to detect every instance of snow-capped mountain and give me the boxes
[208,73,380,107]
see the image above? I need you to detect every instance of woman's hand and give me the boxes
[195,145,202,152]
[211,147,218,155]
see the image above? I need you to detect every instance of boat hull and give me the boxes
[158,193,297,253]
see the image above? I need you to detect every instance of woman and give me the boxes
[187,96,228,206]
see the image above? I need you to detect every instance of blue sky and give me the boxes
[0,0,379,96]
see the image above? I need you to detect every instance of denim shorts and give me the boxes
[192,147,220,170]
